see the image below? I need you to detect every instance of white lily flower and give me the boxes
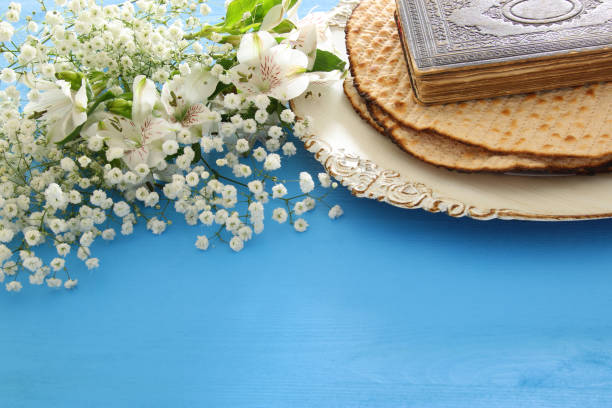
[24,78,88,143]
[260,0,302,31]
[98,76,178,170]
[236,31,277,66]
[231,42,310,101]
[285,12,334,70]
[161,64,218,129]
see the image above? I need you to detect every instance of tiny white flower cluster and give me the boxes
[0,0,346,292]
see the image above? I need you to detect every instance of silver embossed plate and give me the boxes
[291,2,612,221]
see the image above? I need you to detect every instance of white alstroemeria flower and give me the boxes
[24,78,88,143]
[261,0,302,31]
[235,31,277,66]
[98,75,178,170]
[231,34,310,101]
[161,64,219,140]
[285,12,334,70]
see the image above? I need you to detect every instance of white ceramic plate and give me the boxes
[292,5,612,221]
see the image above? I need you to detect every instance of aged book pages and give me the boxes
[395,0,612,104]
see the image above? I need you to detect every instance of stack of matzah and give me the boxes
[344,0,612,173]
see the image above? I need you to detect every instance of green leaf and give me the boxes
[209,82,237,101]
[116,92,133,101]
[311,50,346,72]
[107,98,132,119]
[253,0,282,21]
[224,0,252,28]
[87,71,109,97]
[272,19,296,34]
[225,0,281,29]
[286,0,300,9]
[218,58,236,70]
[191,142,203,165]
[55,71,84,91]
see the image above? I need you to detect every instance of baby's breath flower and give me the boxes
[272,208,288,223]
[252,147,267,162]
[220,122,236,137]
[293,201,307,216]
[46,277,62,288]
[6,281,22,292]
[162,140,179,156]
[195,235,209,250]
[0,22,15,42]
[235,138,250,153]
[272,184,287,199]
[318,173,332,188]
[294,218,309,233]
[56,243,71,257]
[266,139,280,152]
[224,93,241,110]
[64,279,78,289]
[248,180,264,194]
[282,142,297,156]
[254,109,268,124]
[299,172,315,194]
[328,205,344,219]
[294,120,309,137]
[85,258,100,270]
[0,68,17,83]
[200,4,211,15]
[229,236,244,252]
[185,172,199,187]
[60,157,76,172]
[50,258,66,271]
[0,0,345,292]
[214,209,229,225]
[280,109,295,123]
[199,210,214,226]
[263,153,281,171]
[268,126,283,139]
[211,32,223,43]
[234,164,252,178]
[243,118,258,134]
[102,229,116,240]
[78,156,91,168]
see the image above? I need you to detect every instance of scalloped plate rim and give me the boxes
[290,1,612,221]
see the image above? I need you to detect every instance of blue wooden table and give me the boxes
[2,1,612,407]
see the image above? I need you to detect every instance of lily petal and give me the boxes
[237,31,277,65]
[270,74,310,101]
[261,4,285,31]
[183,66,219,106]
[286,0,303,22]
[294,24,318,70]
[132,75,159,124]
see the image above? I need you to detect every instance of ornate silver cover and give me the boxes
[396,0,612,71]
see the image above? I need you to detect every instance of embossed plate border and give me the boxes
[291,0,612,221]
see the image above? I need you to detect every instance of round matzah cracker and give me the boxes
[344,78,612,172]
[346,0,612,159]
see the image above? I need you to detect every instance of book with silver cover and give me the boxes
[395,0,612,104]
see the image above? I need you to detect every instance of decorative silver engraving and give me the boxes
[502,0,583,24]
[396,0,612,69]
[484,0,603,26]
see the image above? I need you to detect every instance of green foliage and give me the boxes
[272,19,296,34]
[311,50,346,72]
[87,71,109,97]
[55,71,85,91]
[224,0,282,29]
[107,98,132,119]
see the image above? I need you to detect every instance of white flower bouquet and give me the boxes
[0,0,346,292]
